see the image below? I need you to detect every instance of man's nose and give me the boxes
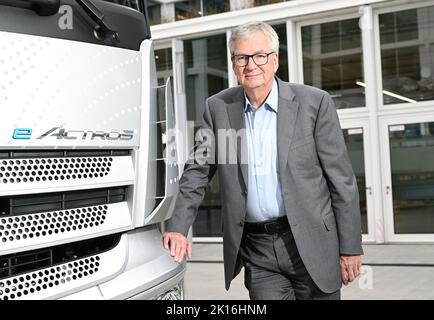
[245,56,257,70]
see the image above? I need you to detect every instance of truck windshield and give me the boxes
[102,0,144,13]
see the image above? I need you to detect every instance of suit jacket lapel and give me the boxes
[224,80,299,189]
[277,79,300,172]
[225,88,248,189]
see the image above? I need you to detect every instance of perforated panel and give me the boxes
[0,255,101,300]
[0,157,113,184]
[0,205,108,243]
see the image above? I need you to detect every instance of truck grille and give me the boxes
[0,187,127,243]
[0,150,129,184]
[0,234,121,300]
[0,255,101,300]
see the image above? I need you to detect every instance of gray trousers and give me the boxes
[240,228,341,300]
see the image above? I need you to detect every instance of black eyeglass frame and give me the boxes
[231,52,275,67]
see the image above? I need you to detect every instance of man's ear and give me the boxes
[273,54,279,73]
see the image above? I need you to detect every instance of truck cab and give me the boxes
[0,0,186,300]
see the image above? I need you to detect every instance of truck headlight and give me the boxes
[155,281,184,300]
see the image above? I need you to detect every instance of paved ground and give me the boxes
[184,243,434,300]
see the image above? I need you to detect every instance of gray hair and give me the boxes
[228,21,279,55]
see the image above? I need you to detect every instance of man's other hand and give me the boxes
[340,255,362,285]
[163,232,192,263]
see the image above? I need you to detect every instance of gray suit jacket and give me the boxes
[166,78,363,292]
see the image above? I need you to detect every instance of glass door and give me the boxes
[340,120,376,242]
[175,34,229,241]
[380,114,434,242]
[157,35,229,242]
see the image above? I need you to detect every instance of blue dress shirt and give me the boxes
[244,79,285,222]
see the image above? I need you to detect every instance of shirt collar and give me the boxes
[244,78,278,113]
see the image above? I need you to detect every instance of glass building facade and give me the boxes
[152,0,434,243]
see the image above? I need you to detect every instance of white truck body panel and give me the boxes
[0,0,185,300]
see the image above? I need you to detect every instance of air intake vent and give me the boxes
[154,85,167,208]
[0,255,101,300]
[0,150,130,185]
[0,187,127,244]
[0,187,127,217]
[0,249,52,280]
[139,77,179,225]
[0,234,120,297]
[0,206,108,243]
[0,157,113,184]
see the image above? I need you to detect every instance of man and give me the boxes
[163,21,363,300]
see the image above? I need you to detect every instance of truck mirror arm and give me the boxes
[76,0,120,45]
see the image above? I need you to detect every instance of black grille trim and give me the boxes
[0,233,121,282]
[0,187,128,217]
[0,149,130,159]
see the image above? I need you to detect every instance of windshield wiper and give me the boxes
[76,0,120,45]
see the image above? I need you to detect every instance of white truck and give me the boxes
[0,0,186,300]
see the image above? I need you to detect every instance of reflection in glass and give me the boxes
[193,176,223,237]
[175,0,229,21]
[380,6,434,104]
[184,34,228,237]
[273,24,288,82]
[184,34,228,128]
[302,19,365,109]
[343,128,368,234]
[389,122,434,233]
[175,0,201,20]
[146,0,161,25]
[155,48,173,86]
[254,0,286,6]
[103,0,140,10]
[203,0,230,15]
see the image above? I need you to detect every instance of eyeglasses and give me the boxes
[231,52,275,67]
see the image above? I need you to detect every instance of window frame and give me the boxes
[374,1,434,112]
[296,11,368,113]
